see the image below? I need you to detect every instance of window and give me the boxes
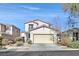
[73,32,79,41]
[29,24,33,30]
[57,34,61,39]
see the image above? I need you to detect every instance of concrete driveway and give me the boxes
[28,43,65,51]
[4,43,67,51]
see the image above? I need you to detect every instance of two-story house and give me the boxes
[0,23,20,43]
[21,19,60,44]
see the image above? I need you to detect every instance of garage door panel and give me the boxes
[34,35,53,43]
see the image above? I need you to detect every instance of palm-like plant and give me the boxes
[63,3,79,28]
[63,3,79,17]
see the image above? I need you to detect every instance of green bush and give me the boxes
[27,40,32,44]
[68,41,79,48]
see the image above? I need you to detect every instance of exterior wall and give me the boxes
[6,25,12,35]
[25,20,50,32]
[68,32,73,41]
[0,24,20,44]
[4,25,20,40]
[34,20,50,27]
[0,24,6,32]
[20,32,27,42]
[63,29,79,41]
[25,22,38,32]
[30,27,58,43]
[1,25,6,32]
[11,26,20,39]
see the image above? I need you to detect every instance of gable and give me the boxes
[34,20,51,26]
[25,19,51,26]
[30,26,57,34]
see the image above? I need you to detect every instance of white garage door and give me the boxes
[34,34,54,43]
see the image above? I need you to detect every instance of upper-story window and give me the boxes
[29,24,33,30]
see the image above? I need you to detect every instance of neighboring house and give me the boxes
[20,32,27,42]
[9,24,20,40]
[22,19,60,43]
[62,28,79,41]
[0,23,20,44]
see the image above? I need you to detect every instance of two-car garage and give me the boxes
[33,34,54,43]
[30,26,59,44]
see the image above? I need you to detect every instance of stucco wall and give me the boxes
[25,20,50,32]
[20,32,27,42]
[30,27,58,43]
[34,20,50,27]
[25,22,38,32]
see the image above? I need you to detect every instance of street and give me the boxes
[0,50,79,56]
[0,43,79,56]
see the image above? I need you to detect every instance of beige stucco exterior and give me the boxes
[24,19,60,43]
[20,32,27,42]
[25,20,50,32]
[30,27,59,43]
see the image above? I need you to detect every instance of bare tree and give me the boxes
[54,15,61,31]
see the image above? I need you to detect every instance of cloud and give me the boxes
[0,4,41,12]
[19,6,41,11]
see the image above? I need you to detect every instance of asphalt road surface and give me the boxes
[0,50,79,56]
[0,44,79,56]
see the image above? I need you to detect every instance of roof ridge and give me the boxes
[25,19,51,25]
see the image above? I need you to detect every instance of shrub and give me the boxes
[16,41,23,46]
[0,36,3,47]
[68,41,79,48]
[16,37,24,46]
[16,37,23,42]
[60,34,72,46]
[27,39,32,44]
[2,39,8,46]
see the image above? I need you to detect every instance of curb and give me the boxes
[0,49,79,52]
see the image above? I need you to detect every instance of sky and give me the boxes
[0,3,69,32]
